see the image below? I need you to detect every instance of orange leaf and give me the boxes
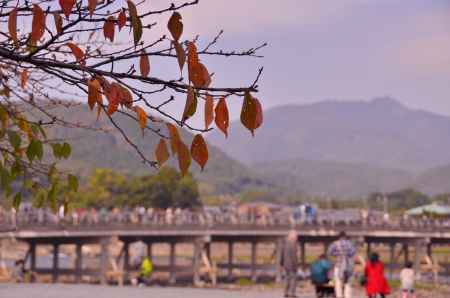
[53,13,63,35]
[139,51,150,77]
[167,12,183,41]
[191,134,208,170]
[59,0,75,18]
[31,5,46,44]
[187,42,199,67]
[119,85,133,108]
[214,97,229,138]
[240,91,258,136]
[117,9,126,31]
[254,97,263,130]
[66,42,85,65]
[190,62,211,88]
[88,0,97,17]
[182,86,197,122]
[204,94,214,129]
[8,8,18,46]
[105,82,120,115]
[155,138,170,167]
[177,139,191,176]
[20,70,29,89]
[134,106,147,133]
[103,16,115,42]
[166,123,180,155]
[173,40,186,73]
[88,78,102,110]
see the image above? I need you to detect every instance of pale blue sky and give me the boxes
[144,0,450,121]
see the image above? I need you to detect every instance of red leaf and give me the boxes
[155,138,170,167]
[59,0,75,18]
[139,51,150,77]
[173,40,186,73]
[167,12,183,41]
[240,91,258,136]
[8,8,18,46]
[254,97,263,130]
[31,5,46,44]
[177,139,191,176]
[117,9,127,31]
[66,42,85,65]
[166,123,180,155]
[191,134,208,170]
[103,16,115,42]
[53,13,63,35]
[214,97,229,138]
[182,86,197,122]
[88,0,97,17]
[204,94,214,129]
[190,62,211,88]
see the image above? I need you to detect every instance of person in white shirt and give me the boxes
[400,261,415,298]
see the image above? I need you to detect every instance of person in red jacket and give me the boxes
[364,252,390,298]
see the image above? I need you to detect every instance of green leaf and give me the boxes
[10,160,22,178]
[0,167,12,196]
[48,181,59,213]
[51,143,62,158]
[13,192,21,209]
[7,131,21,150]
[68,174,78,192]
[34,189,46,208]
[127,0,143,46]
[61,142,71,159]
[26,139,44,162]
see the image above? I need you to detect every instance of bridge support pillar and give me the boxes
[251,241,257,282]
[147,243,153,260]
[75,242,83,283]
[300,241,306,269]
[403,243,409,265]
[29,242,36,281]
[227,241,234,281]
[169,241,176,285]
[52,243,59,283]
[192,240,203,286]
[99,238,109,285]
[123,242,130,283]
[275,239,283,283]
[389,243,395,279]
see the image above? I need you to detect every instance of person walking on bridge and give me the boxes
[327,231,356,298]
[282,229,299,298]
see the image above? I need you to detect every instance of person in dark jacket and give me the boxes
[310,254,332,297]
[282,229,299,297]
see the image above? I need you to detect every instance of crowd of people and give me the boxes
[282,230,417,298]
[0,204,449,231]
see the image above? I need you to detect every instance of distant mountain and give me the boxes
[414,165,450,195]
[208,97,450,172]
[41,104,271,195]
[253,158,413,198]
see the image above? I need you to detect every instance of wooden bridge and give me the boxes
[1,224,449,285]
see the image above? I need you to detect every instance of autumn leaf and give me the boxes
[134,106,147,134]
[20,70,29,89]
[182,86,197,122]
[187,41,199,70]
[241,91,258,136]
[166,123,180,155]
[59,0,75,18]
[53,13,63,35]
[139,51,150,77]
[127,0,143,46]
[87,78,102,110]
[177,139,191,176]
[31,4,46,44]
[8,8,18,46]
[117,9,127,31]
[191,134,208,170]
[204,94,214,129]
[88,0,97,17]
[190,62,211,88]
[66,43,86,65]
[103,16,115,42]
[155,138,169,167]
[254,97,263,130]
[167,12,183,41]
[173,40,186,73]
[215,97,229,137]
[119,85,133,108]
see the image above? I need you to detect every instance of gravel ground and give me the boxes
[0,284,300,298]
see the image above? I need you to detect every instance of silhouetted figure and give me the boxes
[282,229,299,298]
